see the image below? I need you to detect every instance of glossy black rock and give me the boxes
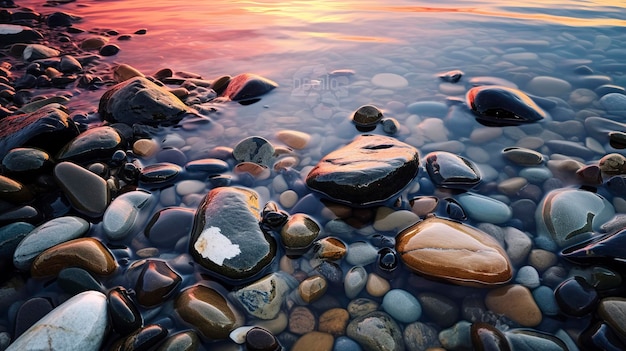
[466,85,547,126]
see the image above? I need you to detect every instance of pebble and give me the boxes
[298,275,328,303]
[418,292,459,328]
[403,322,441,350]
[455,192,512,224]
[347,298,379,318]
[280,213,320,254]
[133,138,159,157]
[232,272,297,320]
[279,190,298,208]
[289,306,316,335]
[365,273,390,297]
[291,332,334,351]
[319,308,349,336]
[515,265,540,289]
[371,73,408,89]
[554,276,598,317]
[156,331,200,351]
[439,321,472,351]
[373,207,420,232]
[174,284,244,339]
[346,311,405,351]
[13,216,88,271]
[31,237,118,278]
[532,285,559,316]
[526,76,572,96]
[485,284,542,327]
[470,322,510,351]
[53,161,110,217]
[276,130,311,149]
[233,136,275,167]
[107,286,143,336]
[397,217,512,286]
[313,237,346,260]
[502,147,544,166]
[103,190,154,240]
[382,289,422,323]
[503,226,533,267]
[344,266,368,299]
[345,241,378,266]
[506,329,569,351]
[135,260,182,307]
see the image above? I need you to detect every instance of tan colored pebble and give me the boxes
[274,156,299,171]
[485,284,542,327]
[45,67,62,78]
[234,162,271,180]
[113,63,144,83]
[277,130,311,149]
[599,153,626,175]
[515,136,545,150]
[81,36,108,50]
[366,273,390,297]
[318,308,349,336]
[528,249,557,273]
[291,331,334,351]
[279,255,297,274]
[497,177,528,196]
[373,207,419,232]
[279,190,298,208]
[133,139,159,157]
[288,306,316,335]
[470,127,503,144]
[298,275,328,303]
[410,196,438,217]
[321,201,352,219]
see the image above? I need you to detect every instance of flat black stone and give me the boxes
[467,85,547,126]
[107,286,143,336]
[306,134,420,206]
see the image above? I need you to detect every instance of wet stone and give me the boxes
[382,289,421,323]
[99,76,188,126]
[277,129,311,149]
[54,161,110,217]
[0,222,33,260]
[318,308,349,336]
[280,213,320,254]
[289,306,316,335]
[144,207,195,247]
[470,322,511,351]
[0,24,43,44]
[103,190,155,241]
[245,327,281,351]
[536,188,614,248]
[5,291,108,351]
[111,324,168,351]
[352,105,383,130]
[220,73,278,101]
[580,322,626,351]
[139,162,182,188]
[57,267,104,294]
[13,297,54,338]
[0,106,79,160]
[189,187,276,282]
[599,153,626,175]
[175,284,244,340]
[466,85,547,126]
[233,136,275,167]
[600,93,626,114]
[403,322,441,350]
[185,158,229,174]
[157,330,200,351]
[425,151,481,189]
[108,286,143,336]
[306,134,420,206]
[313,237,346,260]
[554,276,598,317]
[298,275,328,303]
[22,44,60,61]
[1,147,52,179]
[456,192,512,224]
[231,272,297,320]
[396,217,512,286]
[0,175,32,204]
[292,331,334,351]
[344,266,367,299]
[30,237,118,278]
[63,127,124,164]
[505,329,568,351]
[485,284,542,327]
[502,147,544,166]
[439,321,472,350]
[135,260,182,307]
[418,292,459,328]
[346,311,405,351]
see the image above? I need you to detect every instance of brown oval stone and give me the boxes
[298,275,328,303]
[318,308,349,336]
[396,217,512,287]
[276,130,311,149]
[289,306,316,335]
[291,331,334,351]
[31,237,118,278]
[175,285,244,339]
[485,284,542,327]
[280,213,320,253]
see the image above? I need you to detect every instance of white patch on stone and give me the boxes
[194,226,241,265]
[0,24,23,35]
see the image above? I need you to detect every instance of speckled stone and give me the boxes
[403,322,441,350]
[319,308,349,336]
[347,298,379,319]
[175,285,244,339]
[233,136,275,167]
[313,237,346,260]
[289,306,316,335]
[346,311,405,351]
[231,272,298,320]
[396,217,512,287]
[298,275,328,303]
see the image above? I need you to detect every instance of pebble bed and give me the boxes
[1,1,626,351]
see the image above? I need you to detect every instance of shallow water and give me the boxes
[6,0,626,350]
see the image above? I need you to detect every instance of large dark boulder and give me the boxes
[98,76,188,126]
[0,106,79,160]
[306,134,420,206]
